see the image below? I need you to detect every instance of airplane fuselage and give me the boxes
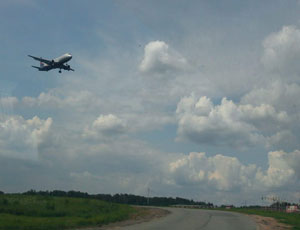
[53,53,72,64]
[28,53,74,72]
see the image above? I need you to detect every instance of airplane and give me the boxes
[28,53,74,73]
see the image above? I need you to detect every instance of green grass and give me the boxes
[0,194,136,230]
[227,208,300,230]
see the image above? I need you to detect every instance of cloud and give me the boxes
[241,81,300,114]
[0,115,52,160]
[0,97,18,108]
[261,25,300,81]
[255,150,299,188]
[21,51,177,132]
[278,150,300,178]
[139,41,189,75]
[83,114,127,139]
[176,94,290,149]
[241,81,300,150]
[169,152,256,191]
[168,150,300,192]
[22,90,101,112]
[0,97,18,117]
[29,126,171,195]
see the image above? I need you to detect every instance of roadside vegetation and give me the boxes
[0,194,135,230]
[227,208,300,230]
[0,189,214,230]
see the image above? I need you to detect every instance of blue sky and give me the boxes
[1,0,300,205]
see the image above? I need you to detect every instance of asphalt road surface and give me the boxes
[114,208,258,230]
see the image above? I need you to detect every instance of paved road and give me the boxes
[113,208,258,230]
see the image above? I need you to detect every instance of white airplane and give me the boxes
[28,53,74,73]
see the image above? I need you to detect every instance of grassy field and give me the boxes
[0,194,136,230]
[228,208,300,230]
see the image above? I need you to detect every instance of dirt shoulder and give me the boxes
[99,207,170,229]
[249,215,292,230]
[74,207,170,230]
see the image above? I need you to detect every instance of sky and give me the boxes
[0,0,300,206]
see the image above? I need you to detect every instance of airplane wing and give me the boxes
[62,64,75,71]
[28,55,53,65]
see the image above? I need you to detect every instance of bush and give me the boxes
[1,198,8,205]
[46,202,55,210]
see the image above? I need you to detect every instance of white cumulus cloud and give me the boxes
[255,150,299,188]
[241,81,300,150]
[168,150,300,192]
[169,152,257,191]
[261,25,300,81]
[176,94,290,149]
[83,114,127,139]
[241,81,300,114]
[139,41,189,74]
[0,115,52,160]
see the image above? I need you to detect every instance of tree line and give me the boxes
[17,189,213,207]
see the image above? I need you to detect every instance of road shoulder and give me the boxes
[249,215,292,230]
[73,207,170,230]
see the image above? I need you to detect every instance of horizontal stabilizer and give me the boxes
[31,65,41,70]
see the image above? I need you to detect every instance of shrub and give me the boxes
[46,202,55,210]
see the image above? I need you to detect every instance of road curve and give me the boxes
[110,208,258,230]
